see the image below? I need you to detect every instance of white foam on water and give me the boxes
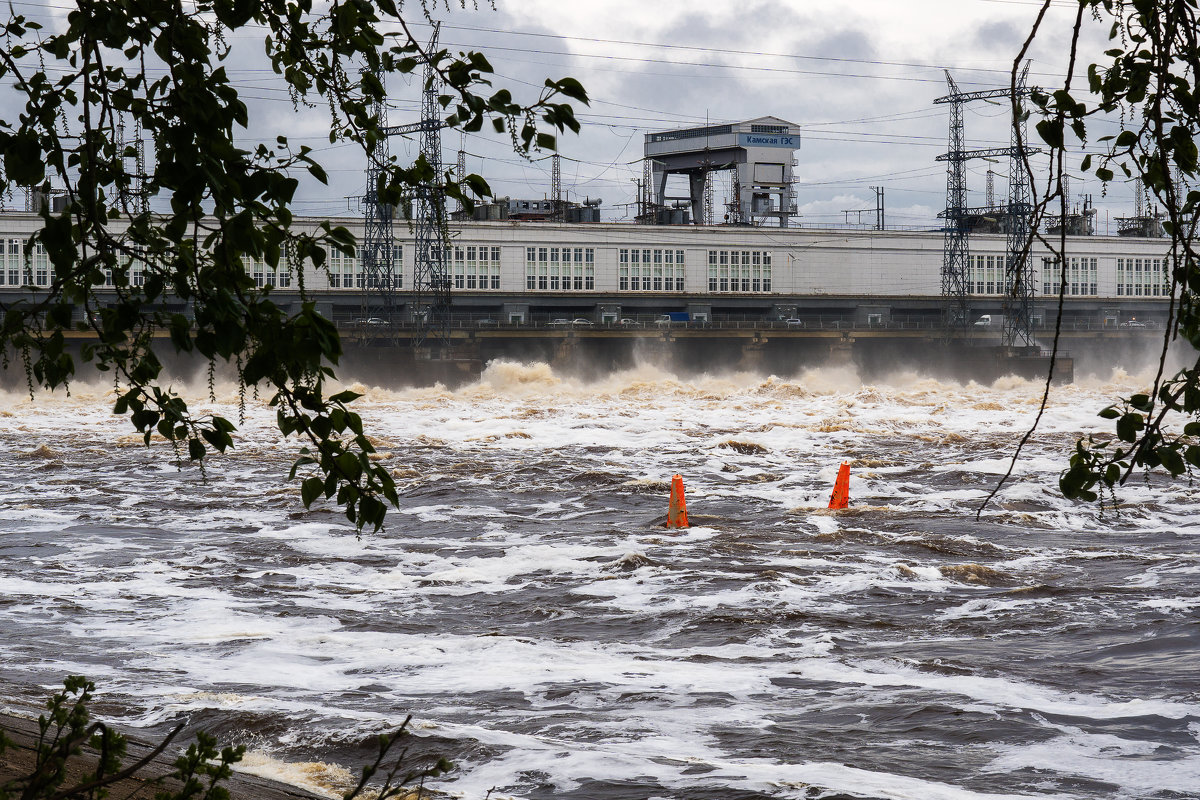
[1142,595,1200,612]
[4,362,1200,799]
[444,735,1065,800]
[792,657,1200,721]
[939,597,1055,621]
[987,723,1200,796]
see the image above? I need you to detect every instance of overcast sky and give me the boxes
[337,0,1134,231]
[20,0,1141,232]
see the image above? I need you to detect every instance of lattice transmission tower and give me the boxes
[116,120,149,215]
[698,172,711,225]
[935,65,1037,346]
[456,145,468,214]
[360,69,397,323]
[361,23,450,348]
[1002,64,1035,348]
[551,152,562,220]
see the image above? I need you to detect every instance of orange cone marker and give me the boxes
[828,462,850,509]
[667,474,690,528]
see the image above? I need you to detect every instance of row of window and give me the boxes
[1041,256,1099,297]
[964,254,1170,298]
[1115,257,1169,296]
[619,248,684,291]
[0,237,1178,299]
[328,244,402,289]
[245,256,294,289]
[0,238,301,290]
[526,246,596,291]
[969,254,1012,295]
[454,245,502,290]
[2,238,48,286]
[708,249,772,293]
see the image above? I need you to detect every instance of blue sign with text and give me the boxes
[738,133,798,148]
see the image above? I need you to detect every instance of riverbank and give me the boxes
[0,713,326,800]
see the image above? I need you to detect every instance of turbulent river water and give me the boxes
[1,359,1198,800]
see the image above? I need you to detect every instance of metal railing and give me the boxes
[334,314,1161,333]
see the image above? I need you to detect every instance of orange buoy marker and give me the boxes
[667,474,690,528]
[828,461,850,509]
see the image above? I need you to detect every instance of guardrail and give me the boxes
[336,317,1160,333]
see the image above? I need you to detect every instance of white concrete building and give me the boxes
[0,211,1175,325]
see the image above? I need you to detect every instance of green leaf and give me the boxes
[202,428,231,453]
[552,76,589,104]
[301,476,324,508]
[1185,445,1200,468]
[1159,446,1186,476]
[1036,118,1064,149]
[1059,463,1094,499]
[1116,412,1143,443]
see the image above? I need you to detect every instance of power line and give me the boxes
[409,18,1073,83]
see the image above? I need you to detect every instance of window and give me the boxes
[549,247,561,290]
[274,257,293,288]
[1042,256,1059,296]
[4,239,20,286]
[328,244,359,289]
[245,255,265,288]
[34,242,49,286]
